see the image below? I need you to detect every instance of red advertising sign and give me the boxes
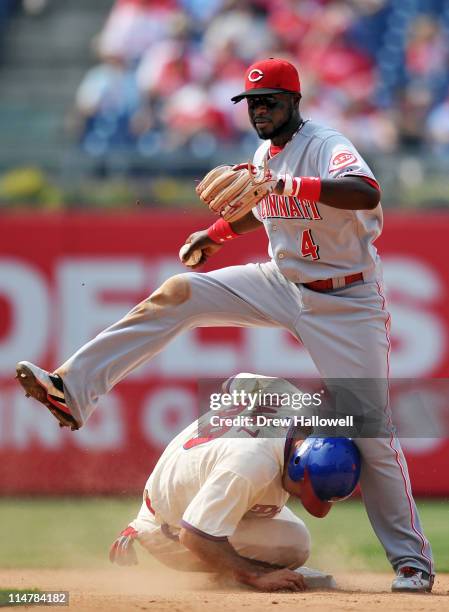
[0,211,448,494]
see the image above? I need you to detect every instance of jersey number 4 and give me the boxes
[300,229,320,260]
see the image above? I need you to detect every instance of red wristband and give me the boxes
[290,176,322,201]
[207,217,239,244]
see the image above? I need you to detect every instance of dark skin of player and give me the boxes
[178,437,309,592]
[182,92,380,268]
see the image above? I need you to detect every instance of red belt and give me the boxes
[304,272,364,293]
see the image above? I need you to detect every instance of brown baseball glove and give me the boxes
[196,160,279,222]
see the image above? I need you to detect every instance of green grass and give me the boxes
[291,498,449,573]
[0,497,139,569]
[291,498,388,572]
[0,498,447,572]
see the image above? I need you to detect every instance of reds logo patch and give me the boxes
[248,68,264,82]
[329,149,358,173]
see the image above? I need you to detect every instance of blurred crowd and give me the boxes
[0,0,18,33]
[0,0,49,26]
[74,0,449,158]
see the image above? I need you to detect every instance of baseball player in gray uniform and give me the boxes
[16,58,433,592]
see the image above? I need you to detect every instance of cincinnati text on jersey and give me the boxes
[258,193,322,220]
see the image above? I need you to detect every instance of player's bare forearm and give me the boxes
[179,528,305,591]
[319,177,380,211]
[229,211,263,234]
[179,527,269,578]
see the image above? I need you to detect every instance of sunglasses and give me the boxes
[246,96,281,110]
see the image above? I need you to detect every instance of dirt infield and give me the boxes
[0,567,447,611]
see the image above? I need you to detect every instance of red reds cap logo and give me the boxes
[248,68,264,82]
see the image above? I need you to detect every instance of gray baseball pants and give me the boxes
[56,261,433,575]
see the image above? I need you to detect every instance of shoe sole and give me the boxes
[15,363,79,431]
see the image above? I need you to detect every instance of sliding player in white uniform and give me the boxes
[109,375,360,592]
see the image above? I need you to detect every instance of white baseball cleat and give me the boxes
[15,361,79,431]
[294,566,337,589]
[391,567,433,593]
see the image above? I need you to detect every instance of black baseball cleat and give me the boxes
[391,566,433,593]
[15,361,79,431]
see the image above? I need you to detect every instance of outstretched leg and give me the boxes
[18,262,300,427]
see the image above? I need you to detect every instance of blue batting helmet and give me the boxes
[288,437,361,518]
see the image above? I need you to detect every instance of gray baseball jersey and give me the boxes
[253,120,382,283]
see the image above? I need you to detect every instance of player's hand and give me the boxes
[180,230,224,269]
[244,568,307,592]
[109,526,139,566]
